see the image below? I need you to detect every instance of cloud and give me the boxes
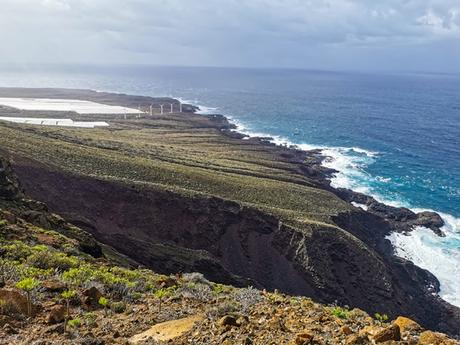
[0,0,459,71]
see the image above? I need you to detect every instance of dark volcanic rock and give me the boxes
[0,156,22,200]
[413,211,445,235]
[335,188,445,236]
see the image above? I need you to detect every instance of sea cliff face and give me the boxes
[0,88,459,338]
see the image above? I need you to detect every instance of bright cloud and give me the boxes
[0,0,459,71]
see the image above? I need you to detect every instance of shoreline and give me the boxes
[196,104,460,307]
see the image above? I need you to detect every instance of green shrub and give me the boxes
[98,296,109,307]
[1,241,35,260]
[27,250,80,271]
[109,266,142,282]
[62,265,94,285]
[98,296,109,316]
[330,306,349,319]
[206,301,240,319]
[154,287,175,300]
[212,283,232,295]
[16,277,40,317]
[16,277,40,291]
[0,258,22,284]
[375,313,389,323]
[68,318,81,328]
[61,289,77,323]
[111,301,126,314]
[154,287,175,313]
[21,265,53,280]
[129,292,143,301]
[83,312,97,327]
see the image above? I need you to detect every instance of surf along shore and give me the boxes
[0,87,458,337]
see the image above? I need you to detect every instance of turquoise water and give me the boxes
[0,65,459,305]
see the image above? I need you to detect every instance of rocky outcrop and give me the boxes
[335,188,445,236]
[0,289,37,316]
[0,157,22,200]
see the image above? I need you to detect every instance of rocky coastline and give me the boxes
[219,113,447,237]
[0,88,459,337]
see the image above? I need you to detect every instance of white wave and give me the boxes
[388,222,460,306]
[376,176,392,183]
[348,147,379,157]
[324,143,460,307]
[225,116,248,132]
[196,105,218,115]
[174,97,219,115]
[351,202,369,211]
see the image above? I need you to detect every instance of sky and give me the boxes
[1,0,459,73]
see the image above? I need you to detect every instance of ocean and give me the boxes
[0,65,459,306]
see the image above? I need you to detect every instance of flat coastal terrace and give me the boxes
[0,87,458,336]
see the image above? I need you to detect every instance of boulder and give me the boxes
[359,325,384,337]
[0,288,31,316]
[341,325,353,335]
[345,334,369,345]
[218,315,238,327]
[82,287,103,309]
[394,316,422,333]
[419,331,457,345]
[129,315,203,344]
[372,324,400,343]
[47,305,66,324]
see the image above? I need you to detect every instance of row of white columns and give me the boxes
[149,103,183,115]
[123,102,183,119]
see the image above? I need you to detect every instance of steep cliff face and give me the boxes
[3,158,459,345]
[0,155,103,258]
[10,155,460,336]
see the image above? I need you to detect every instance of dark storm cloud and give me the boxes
[1,0,459,71]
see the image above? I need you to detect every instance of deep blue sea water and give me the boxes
[0,65,459,305]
